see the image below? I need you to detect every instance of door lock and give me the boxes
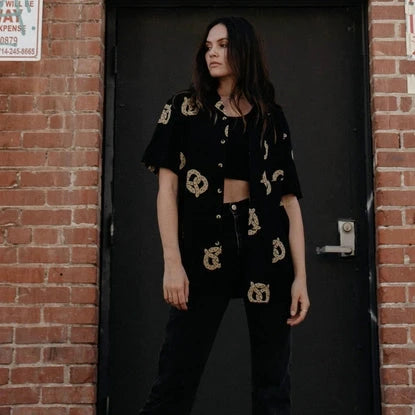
[316,219,355,257]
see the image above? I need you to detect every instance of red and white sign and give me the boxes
[406,0,415,59]
[0,0,43,61]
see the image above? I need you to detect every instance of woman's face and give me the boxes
[205,23,233,80]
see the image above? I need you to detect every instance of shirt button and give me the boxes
[218,162,223,168]
[216,214,221,219]
[215,240,220,246]
[222,116,227,120]
[220,139,226,144]
[217,188,222,193]
[231,204,237,211]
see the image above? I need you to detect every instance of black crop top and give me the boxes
[224,108,255,181]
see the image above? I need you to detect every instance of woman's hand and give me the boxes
[287,276,310,326]
[163,261,190,310]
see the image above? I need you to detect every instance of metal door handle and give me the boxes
[316,219,355,257]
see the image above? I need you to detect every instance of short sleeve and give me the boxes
[276,107,303,200]
[141,95,182,176]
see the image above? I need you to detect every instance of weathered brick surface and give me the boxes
[0,0,104,413]
[369,1,415,414]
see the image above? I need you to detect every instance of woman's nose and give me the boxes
[209,47,218,57]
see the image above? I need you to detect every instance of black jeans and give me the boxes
[138,198,292,415]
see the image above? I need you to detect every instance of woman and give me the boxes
[139,16,310,415]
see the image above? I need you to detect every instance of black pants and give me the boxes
[138,198,292,415]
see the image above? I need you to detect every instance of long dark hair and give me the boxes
[189,16,279,144]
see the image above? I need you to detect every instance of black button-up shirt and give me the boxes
[141,90,303,304]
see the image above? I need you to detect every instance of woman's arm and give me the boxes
[157,168,189,311]
[282,194,310,326]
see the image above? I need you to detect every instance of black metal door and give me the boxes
[101,3,380,414]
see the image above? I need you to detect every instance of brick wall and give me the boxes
[0,1,105,414]
[369,1,415,414]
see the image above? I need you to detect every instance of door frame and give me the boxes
[97,2,380,414]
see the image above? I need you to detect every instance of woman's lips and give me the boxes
[209,62,221,67]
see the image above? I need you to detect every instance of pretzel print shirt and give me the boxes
[141,89,303,304]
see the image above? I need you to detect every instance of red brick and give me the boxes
[372,95,397,111]
[19,247,69,264]
[381,367,409,385]
[73,170,99,186]
[73,131,99,148]
[0,247,17,264]
[81,4,103,20]
[9,96,34,113]
[377,247,404,264]
[380,307,415,324]
[43,345,97,364]
[70,77,101,93]
[0,209,19,226]
[76,58,100,74]
[47,151,99,167]
[21,210,71,225]
[50,23,77,39]
[0,132,20,148]
[384,386,415,404]
[0,367,9,385]
[383,347,415,365]
[379,266,415,283]
[16,326,67,344]
[15,347,41,364]
[51,4,82,20]
[0,95,7,111]
[0,387,40,404]
[0,348,12,364]
[18,287,70,304]
[371,5,405,20]
[47,189,98,206]
[0,151,47,167]
[405,208,415,225]
[44,306,97,324]
[20,171,71,187]
[79,22,101,38]
[372,59,396,75]
[71,287,98,305]
[42,385,95,404]
[399,97,413,112]
[376,190,415,206]
[13,408,66,415]
[73,208,97,224]
[374,114,415,130]
[70,366,96,384]
[0,328,13,343]
[11,367,64,384]
[370,22,395,38]
[375,171,400,187]
[372,41,406,57]
[0,307,40,324]
[403,132,415,148]
[403,171,415,186]
[381,406,411,415]
[408,286,415,303]
[75,95,100,111]
[70,326,97,344]
[0,287,16,303]
[376,208,402,227]
[23,132,73,149]
[378,286,406,303]
[68,408,94,415]
[50,40,101,57]
[32,228,59,245]
[378,228,415,244]
[71,247,97,264]
[48,267,97,283]
[49,114,64,129]
[0,61,25,75]
[63,228,97,244]
[373,77,407,93]
[0,78,48,94]
[0,171,17,187]
[37,96,72,112]
[7,228,32,244]
[48,78,67,93]
[399,60,415,74]
[0,267,44,283]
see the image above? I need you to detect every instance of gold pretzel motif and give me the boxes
[181,96,199,116]
[186,169,208,198]
[272,237,286,263]
[248,208,261,235]
[260,171,271,195]
[263,140,269,160]
[179,152,186,170]
[271,169,284,182]
[158,104,172,124]
[247,281,270,303]
[203,246,222,270]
